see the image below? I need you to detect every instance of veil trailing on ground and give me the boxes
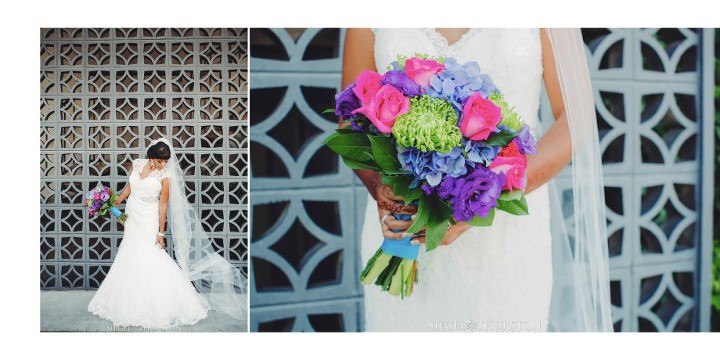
[149,138,247,322]
[545,29,613,331]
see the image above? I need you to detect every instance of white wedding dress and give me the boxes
[361,28,553,331]
[88,158,210,329]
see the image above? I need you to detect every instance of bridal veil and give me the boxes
[149,138,247,322]
[546,29,613,331]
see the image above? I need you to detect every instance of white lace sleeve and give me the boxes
[159,167,171,181]
[131,159,143,175]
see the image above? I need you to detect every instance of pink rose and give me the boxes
[352,84,410,133]
[459,93,502,141]
[352,70,383,104]
[490,141,527,191]
[404,57,444,88]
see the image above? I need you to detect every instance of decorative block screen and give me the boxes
[40,28,248,291]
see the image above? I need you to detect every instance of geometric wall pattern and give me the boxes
[248,28,714,332]
[40,28,248,290]
[573,28,714,332]
[249,28,365,332]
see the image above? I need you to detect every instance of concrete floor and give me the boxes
[41,290,246,332]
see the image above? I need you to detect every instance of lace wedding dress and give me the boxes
[361,28,553,331]
[88,158,210,329]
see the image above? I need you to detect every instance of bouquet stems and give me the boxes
[359,213,420,298]
[109,206,128,224]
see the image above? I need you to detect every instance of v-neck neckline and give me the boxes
[424,28,479,50]
[138,160,156,181]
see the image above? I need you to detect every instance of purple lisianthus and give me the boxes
[516,124,537,155]
[350,120,363,131]
[335,84,361,119]
[464,139,499,167]
[381,70,423,97]
[436,175,457,200]
[422,174,458,199]
[426,58,498,115]
[421,183,434,196]
[449,166,505,221]
[100,192,110,202]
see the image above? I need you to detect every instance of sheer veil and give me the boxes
[545,29,613,331]
[149,138,247,322]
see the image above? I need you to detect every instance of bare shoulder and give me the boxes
[345,28,374,42]
[342,28,377,88]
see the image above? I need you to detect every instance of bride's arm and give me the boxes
[524,29,573,194]
[156,178,170,248]
[341,28,414,241]
[116,184,131,206]
[341,28,382,201]
[115,162,133,206]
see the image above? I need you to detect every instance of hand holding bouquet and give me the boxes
[325,55,537,298]
[85,184,127,224]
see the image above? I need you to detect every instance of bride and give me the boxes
[342,28,612,331]
[88,138,247,329]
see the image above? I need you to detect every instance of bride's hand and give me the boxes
[407,222,471,247]
[155,234,165,249]
[439,222,471,246]
[376,184,417,240]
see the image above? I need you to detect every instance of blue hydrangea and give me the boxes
[426,58,498,116]
[463,139,499,167]
[516,124,538,155]
[397,146,468,188]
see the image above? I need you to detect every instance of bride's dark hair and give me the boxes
[146,141,171,160]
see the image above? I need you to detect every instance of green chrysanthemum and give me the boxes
[490,92,523,132]
[392,96,461,153]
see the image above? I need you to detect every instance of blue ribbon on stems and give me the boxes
[109,206,122,217]
[380,213,421,260]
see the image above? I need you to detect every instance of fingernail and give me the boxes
[401,232,414,237]
[410,240,420,245]
[411,214,417,220]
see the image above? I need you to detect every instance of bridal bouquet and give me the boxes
[325,55,537,298]
[85,184,127,224]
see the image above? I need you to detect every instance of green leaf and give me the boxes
[383,169,411,176]
[381,175,422,204]
[424,218,450,252]
[498,190,523,201]
[368,135,401,172]
[324,132,372,161]
[485,131,516,148]
[405,196,429,234]
[322,108,336,115]
[341,157,379,171]
[496,197,529,215]
[466,208,495,227]
[417,195,453,251]
[335,127,358,135]
[322,131,340,144]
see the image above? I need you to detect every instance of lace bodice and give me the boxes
[128,158,169,202]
